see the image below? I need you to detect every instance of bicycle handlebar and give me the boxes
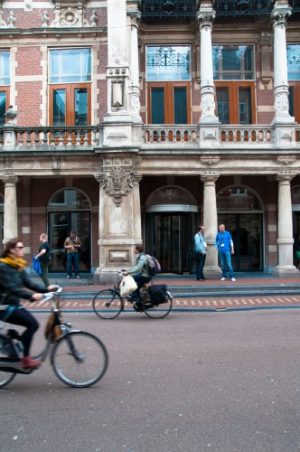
[40,286,63,303]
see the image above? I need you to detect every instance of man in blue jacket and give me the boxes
[215,224,236,281]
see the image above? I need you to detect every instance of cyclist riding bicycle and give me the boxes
[0,237,58,369]
[122,244,151,310]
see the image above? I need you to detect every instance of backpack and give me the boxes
[146,254,161,277]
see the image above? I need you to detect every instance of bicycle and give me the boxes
[92,274,173,320]
[0,287,109,389]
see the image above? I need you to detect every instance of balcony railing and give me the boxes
[143,125,198,144]
[220,125,272,144]
[0,126,102,151]
[214,0,273,17]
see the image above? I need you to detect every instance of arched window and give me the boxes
[217,186,262,212]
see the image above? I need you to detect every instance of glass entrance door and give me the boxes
[218,213,263,271]
[145,213,196,274]
[48,211,91,272]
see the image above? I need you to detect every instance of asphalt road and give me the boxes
[1,309,300,452]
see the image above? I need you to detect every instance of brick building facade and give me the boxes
[0,0,300,281]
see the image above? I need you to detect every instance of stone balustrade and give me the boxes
[220,125,272,144]
[143,125,198,144]
[0,126,103,150]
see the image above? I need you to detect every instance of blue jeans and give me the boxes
[67,252,79,277]
[219,251,234,278]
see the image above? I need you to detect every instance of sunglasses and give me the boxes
[15,246,24,249]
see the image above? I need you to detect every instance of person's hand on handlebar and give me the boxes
[31,293,44,301]
[121,270,128,276]
[47,284,59,292]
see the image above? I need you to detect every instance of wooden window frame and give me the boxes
[289,82,300,123]
[147,81,191,124]
[215,81,256,124]
[49,83,91,126]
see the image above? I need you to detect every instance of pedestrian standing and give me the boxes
[215,223,236,281]
[35,233,50,288]
[194,225,207,280]
[64,230,81,279]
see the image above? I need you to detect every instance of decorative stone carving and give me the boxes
[200,156,220,166]
[95,160,140,206]
[0,9,16,28]
[45,1,97,28]
[277,155,296,166]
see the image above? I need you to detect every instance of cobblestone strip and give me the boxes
[23,295,300,311]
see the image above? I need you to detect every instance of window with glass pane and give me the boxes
[213,45,254,80]
[74,88,88,125]
[49,49,91,83]
[0,92,6,125]
[174,87,187,123]
[146,46,191,81]
[239,87,252,123]
[0,51,10,85]
[216,88,229,123]
[151,87,165,123]
[287,45,300,80]
[53,89,66,126]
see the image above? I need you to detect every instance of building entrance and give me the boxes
[145,213,197,274]
[48,189,91,273]
[217,186,264,271]
[144,185,198,274]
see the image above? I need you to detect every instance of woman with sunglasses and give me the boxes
[0,238,58,369]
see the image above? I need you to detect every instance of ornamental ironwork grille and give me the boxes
[146,46,191,81]
[214,0,273,16]
[141,0,197,20]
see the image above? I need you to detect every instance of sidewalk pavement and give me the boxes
[26,273,300,312]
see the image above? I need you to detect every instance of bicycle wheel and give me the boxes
[51,331,108,388]
[92,289,123,319]
[143,291,173,319]
[0,334,16,388]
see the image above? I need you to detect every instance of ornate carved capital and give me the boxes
[2,173,18,185]
[95,159,141,206]
[276,171,295,183]
[197,5,215,30]
[200,171,219,184]
[272,3,292,28]
[128,9,141,29]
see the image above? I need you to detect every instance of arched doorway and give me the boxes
[48,188,91,273]
[217,186,264,271]
[144,186,198,274]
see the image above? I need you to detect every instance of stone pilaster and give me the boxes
[128,5,142,125]
[94,157,142,283]
[201,172,220,277]
[275,173,297,274]
[271,1,296,146]
[197,1,219,147]
[2,174,18,243]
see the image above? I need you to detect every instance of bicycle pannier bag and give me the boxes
[146,255,161,277]
[149,284,168,305]
[120,275,138,298]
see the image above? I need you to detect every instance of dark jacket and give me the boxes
[0,262,48,306]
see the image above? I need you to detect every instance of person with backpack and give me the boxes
[0,237,58,369]
[122,244,151,309]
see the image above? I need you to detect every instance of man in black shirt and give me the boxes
[35,233,50,287]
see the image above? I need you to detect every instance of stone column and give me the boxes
[271,1,295,145]
[3,174,18,243]
[103,0,133,146]
[276,173,297,274]
[201,173,220,277]
[128,7,142,124]
[197,1,219,147]
[94,158,142,284]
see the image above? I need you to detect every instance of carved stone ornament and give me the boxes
[95,165,139,206]
[200,156,220,166]
[0,9,16,28]
[277,155,296,166]
[47,1,97,28]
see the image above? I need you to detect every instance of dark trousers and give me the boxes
[40,261,49,288]
[195,252,206,280]
[131,274,151,301]
[0,308,39,356]
[67,252,79,277]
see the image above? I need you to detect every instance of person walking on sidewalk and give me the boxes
[215,224,236,281]
[194,225,207,280]
[35,233,50,288]
[64,230,81,279]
